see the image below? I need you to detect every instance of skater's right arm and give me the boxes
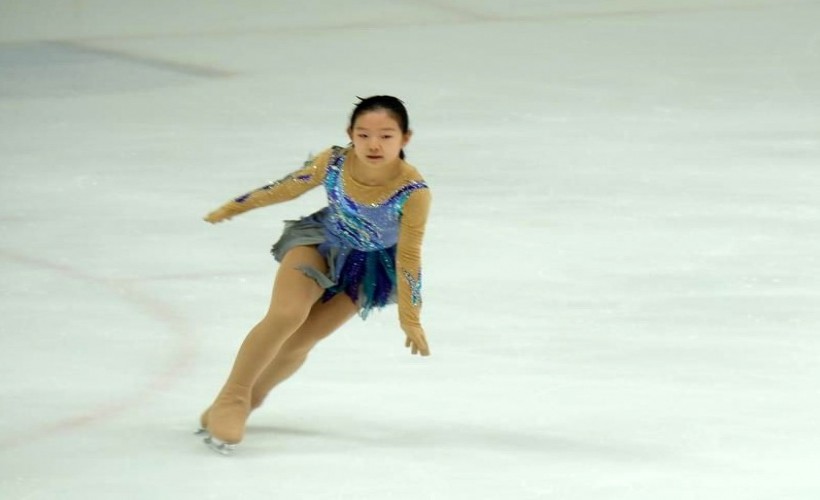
[204,149,332,223]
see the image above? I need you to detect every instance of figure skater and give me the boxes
[198,95,431,454]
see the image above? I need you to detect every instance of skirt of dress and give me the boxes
[271,208,397,318]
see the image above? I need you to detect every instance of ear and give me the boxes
[403,129,413,147]
[347,127,353,142]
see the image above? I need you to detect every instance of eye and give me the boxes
[357,134,368,138]
[382,135,393,139]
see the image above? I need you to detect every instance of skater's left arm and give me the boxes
[204,149,332,223]
[396,188,432,356]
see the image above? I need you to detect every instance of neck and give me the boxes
[351,156,402,186]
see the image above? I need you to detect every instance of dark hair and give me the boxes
[349,95,410,159]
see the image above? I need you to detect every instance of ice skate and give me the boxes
[200,383,251,452]
[203,435,236,456]
[195,390,267,436]
[194,406,211,435]
[198,404,243,455]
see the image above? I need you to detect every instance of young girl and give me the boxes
[199,95,431,454]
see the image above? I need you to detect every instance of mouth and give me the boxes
[366,155,384,161]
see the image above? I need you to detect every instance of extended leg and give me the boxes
[251,292,358,409]
[200,293,358,431]
[205,246,327,444]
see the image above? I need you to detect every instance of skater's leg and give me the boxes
[251,293,358,409]
[200,293,358,431]
[206,246,327,444]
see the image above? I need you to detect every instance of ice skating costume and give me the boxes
[216,146,430,328]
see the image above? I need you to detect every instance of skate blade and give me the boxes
[194,427,208,436]
[204,435,236,456]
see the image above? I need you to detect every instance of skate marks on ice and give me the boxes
[393,0,802,26]
[0,41,229,100]
[0,249,198,450]
[189,417,684,466]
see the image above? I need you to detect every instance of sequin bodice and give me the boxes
[216,145,431,328]
[322,147,427,251]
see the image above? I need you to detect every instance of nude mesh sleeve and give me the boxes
[396,188,432,328]
[217,149,332,218]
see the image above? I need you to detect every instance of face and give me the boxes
[347,109,411,166]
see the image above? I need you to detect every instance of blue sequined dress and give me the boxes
[268,147,428,319]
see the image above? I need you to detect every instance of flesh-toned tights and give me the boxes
[203,246,357,443]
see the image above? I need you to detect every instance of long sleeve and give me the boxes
[216,149,332,218]
[396,187,432,328]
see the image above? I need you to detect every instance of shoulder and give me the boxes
[312,146,345,164]
[402,162,431,210]
[303,146,350,177]
[400,179,431,223]
[398,160,431,210]
[399,160,429,189]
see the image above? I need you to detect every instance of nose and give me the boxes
[367,137,380,151]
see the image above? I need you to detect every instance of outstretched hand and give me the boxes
[402,325,430,356]
[204,207,234,224]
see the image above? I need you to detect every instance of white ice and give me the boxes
[1,1,819,499]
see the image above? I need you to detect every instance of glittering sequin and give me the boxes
[311,147,428,315]
[322,147,427,251]
[322,247,397,318]
[234,163,317,203]
[402,268,422,307]
[258,147,427,318]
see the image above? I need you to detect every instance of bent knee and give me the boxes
[261,304,311,332]
[280,333,321,358]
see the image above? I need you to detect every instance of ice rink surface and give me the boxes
[1,1,819,498]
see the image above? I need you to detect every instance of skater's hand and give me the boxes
[204,206,234,224]
[402,325,430,356]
